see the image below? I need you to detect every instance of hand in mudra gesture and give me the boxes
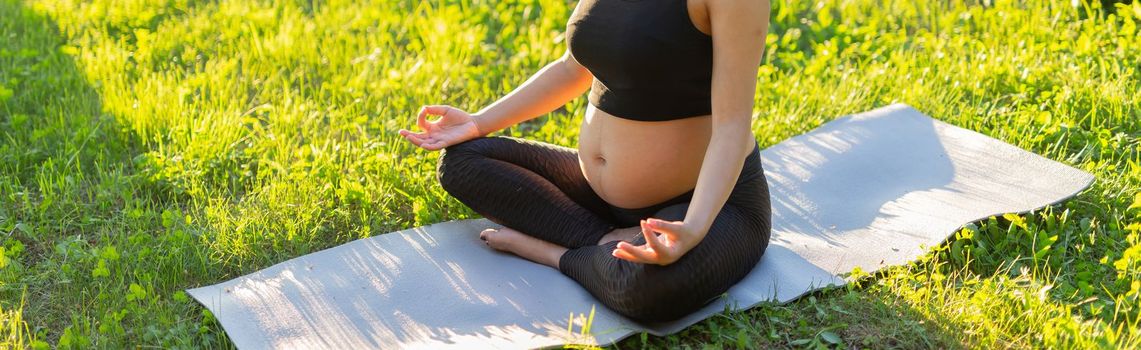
[612,218,701,266]
[399,105,483,151]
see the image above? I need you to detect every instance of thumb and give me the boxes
[418,105,452,129]
[646,218,684,239]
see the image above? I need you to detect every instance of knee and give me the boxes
[435,137,494,192]
[564,247,700,322]
[599,269,689,322]
[607,278,684,321]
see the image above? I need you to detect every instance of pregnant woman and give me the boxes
[399,0,771,322]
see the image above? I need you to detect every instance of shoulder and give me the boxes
[706,0,770,34]
[706,0,770,18]
[705,0,769,8]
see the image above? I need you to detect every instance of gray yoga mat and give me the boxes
[188,104,1094,349]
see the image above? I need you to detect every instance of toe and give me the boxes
[479,228,496,241]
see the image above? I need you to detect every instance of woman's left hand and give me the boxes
[612,218,703,266]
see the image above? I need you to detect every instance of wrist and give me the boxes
[471,112,490,137]
[682,218,712,240]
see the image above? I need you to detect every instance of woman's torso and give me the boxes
[571,0,716,209]
[578,105,711,209]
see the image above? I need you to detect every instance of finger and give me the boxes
[399,130,426,147]
[399,129,429,142]
[420,105,453,125]
[417,105,445,131]
[615,241,658,263]
[640,220,665,252]
[401,130,432,148]
[646,218,683,240]
[417,107,429,131]
[612,246,654,264]
[422,139,447,151]
[612,248,645,263]
[407,133,433,147]
[421,105,451,117]
[616,245,655,264]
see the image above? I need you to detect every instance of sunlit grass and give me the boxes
[1,0,1139,348]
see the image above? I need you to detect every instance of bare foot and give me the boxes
[478,227,567,269]
[597,226,642,245]
[479,228,525,252]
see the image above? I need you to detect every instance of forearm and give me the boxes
[683,121,755,240]
[472,51,593,135]
[682,0,769,242]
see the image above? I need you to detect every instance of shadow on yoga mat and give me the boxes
[187,104,1094,349]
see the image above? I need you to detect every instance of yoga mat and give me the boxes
[188,104,1094,349]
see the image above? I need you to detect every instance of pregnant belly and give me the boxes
[577,104,713,209]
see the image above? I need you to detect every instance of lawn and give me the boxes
[1,0,1139,348]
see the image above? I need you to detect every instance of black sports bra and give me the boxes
[566,0,714,122]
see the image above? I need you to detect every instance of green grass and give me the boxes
[0,0,1139,348]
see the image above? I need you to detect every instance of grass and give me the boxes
[0,0,1139,348]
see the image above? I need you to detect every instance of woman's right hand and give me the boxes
[399,105,484,151]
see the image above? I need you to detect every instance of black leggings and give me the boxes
[436,136,771,322]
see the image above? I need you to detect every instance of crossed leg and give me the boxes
[436,136,772,322]
[436,136,633,267]
[475,225,641,268]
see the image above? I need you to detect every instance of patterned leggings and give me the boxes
[436,136,771,322]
